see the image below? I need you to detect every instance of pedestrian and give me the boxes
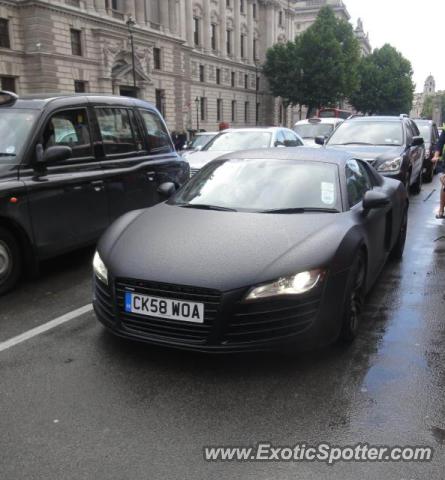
[432,128,445,219]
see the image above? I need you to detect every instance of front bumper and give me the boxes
[93,271,349,353]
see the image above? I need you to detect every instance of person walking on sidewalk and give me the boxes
[432,129,445,219]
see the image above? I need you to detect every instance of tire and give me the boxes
[339,252,366,343]
[403,169,411,190]
[410,167,422,195]
[390,207,408,261]
[0,227,22,295]
[423,161,434,183]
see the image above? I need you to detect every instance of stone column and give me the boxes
[125,0,136,19]
[185,0,193,46]
[85,0,96,13]
[202,0,210,52]
[219,0,226,56]
[168,0,178,35]
[178,0,187,40]
[247,0,253,62]
[234,0,240,61]
[160,0,170,33]
[144,0,151,24]
[94,0,106,14]
[135,0,145,24]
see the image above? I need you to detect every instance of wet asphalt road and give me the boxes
[1,176,445,480]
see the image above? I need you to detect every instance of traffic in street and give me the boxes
[1,173,444,479]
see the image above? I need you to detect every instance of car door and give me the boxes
[347,159,390,280]
[94,106,163,222]
[21,106,109,258]
[407,120,423,182]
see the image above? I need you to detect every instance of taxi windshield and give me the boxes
[0,109,39,164]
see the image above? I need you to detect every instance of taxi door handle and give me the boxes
[91,180,104,192]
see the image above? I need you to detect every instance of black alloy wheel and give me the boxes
[390,208,408,261]
[0,227,21,295]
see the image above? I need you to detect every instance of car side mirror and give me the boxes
[412,136,424,147]
[362,190,390,210]
[315,136,325,146]
[274,141,285,148]
[157,182,176,198]
[36,145,72,166]
[195,145,203,151]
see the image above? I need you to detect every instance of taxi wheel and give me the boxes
[0,227,21,295]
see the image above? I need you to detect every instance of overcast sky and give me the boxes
[344,0,444,92]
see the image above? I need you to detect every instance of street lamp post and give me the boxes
[195,97,200,131]
[126,16,137,92]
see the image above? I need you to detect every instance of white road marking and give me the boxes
[0,304,93,353]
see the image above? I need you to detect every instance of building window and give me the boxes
[226,29,232,55]
[74,80,87,93]
[199,64,205,82]
[256,102,260,124]
[231,100,236,122]
[216,68,221,85]
[1,76,16,92]
[111,0,119,10]
[193,17,200,46]
[253,38,257,60]
[231,71,235,88]
[244,101,249,123]
[256,76,260,91]
[226,0,230,6]
[200,97,206,121]
[217,98,223,122]
[278,11,283,27]
[153,47,161,70]
[240,0,245,13]
[244,74,248,89]
[70,29,82,56]
[253,3,257,19]
[156,89,166,118]
[240,34,245,58]
[0,18,10,49]
[211,24,217,51]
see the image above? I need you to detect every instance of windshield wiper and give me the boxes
[0,153,16,157]
[261,207,339,214]
[176,203,238,212]
[334,142,374,146]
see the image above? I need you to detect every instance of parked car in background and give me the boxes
[93,148,408,352]
[185,127,304,175]
[294,117,343,147]
[179,132,217,158]
[322,115,425,193]
[413,119,439,182]
[0,91,189,294]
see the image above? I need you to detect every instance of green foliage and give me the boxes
[262,6,360,112]
[350,44,415,115]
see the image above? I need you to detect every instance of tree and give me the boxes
[350,44,414,115]
[262,6,360,116]
[421,95,434,119]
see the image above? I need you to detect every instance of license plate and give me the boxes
[124,292,204,324]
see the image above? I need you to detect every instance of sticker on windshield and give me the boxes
[321,182,335,205]
[6,146,15,154]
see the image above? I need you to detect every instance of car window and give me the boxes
[405,121,414,145]
[275,130,286,146]
[283,129,302,147]
[204,131,273,151]
[139,109,172,154]
[42,109,92,159]
[328,121,403,146]
[96,107,140,155]
[346,159,371,207]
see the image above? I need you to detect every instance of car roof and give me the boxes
[219,127,291,133]
[413,118,435,125]
[218,146,355,166]
[196,131,218,135]
[1,93,157,111]
[345,115,405,123]
[295,117,343,125]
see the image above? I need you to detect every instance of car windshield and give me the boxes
[171,158,341,212]
[294,123,334,139]
[189,134,215,149]
[204,131,272,152]
[0,109,39,163]
[417,124,431,142]
[328,121,404,146]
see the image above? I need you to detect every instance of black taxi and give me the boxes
[0,91,189,294]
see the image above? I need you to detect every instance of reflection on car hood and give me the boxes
[101,203,347,292]
[185,150,232,169]
[327,145,403,164]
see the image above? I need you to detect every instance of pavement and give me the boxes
[1,175,445,480]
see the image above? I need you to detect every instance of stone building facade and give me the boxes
[0,0,366,131]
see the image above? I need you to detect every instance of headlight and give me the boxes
[244,269,325,301]
[93,251,108,285]
[377,157,402,172]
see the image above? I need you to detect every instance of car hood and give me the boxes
[186,150,233,169]
[301,138,321,148]
[327,145,403,164]
[100,204,349,292]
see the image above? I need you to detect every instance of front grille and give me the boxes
[223,293,321,345]
[190,168,200,176]
[94,277,115,326]
[115,279,221,344]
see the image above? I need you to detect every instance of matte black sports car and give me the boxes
[93,148,408,352]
